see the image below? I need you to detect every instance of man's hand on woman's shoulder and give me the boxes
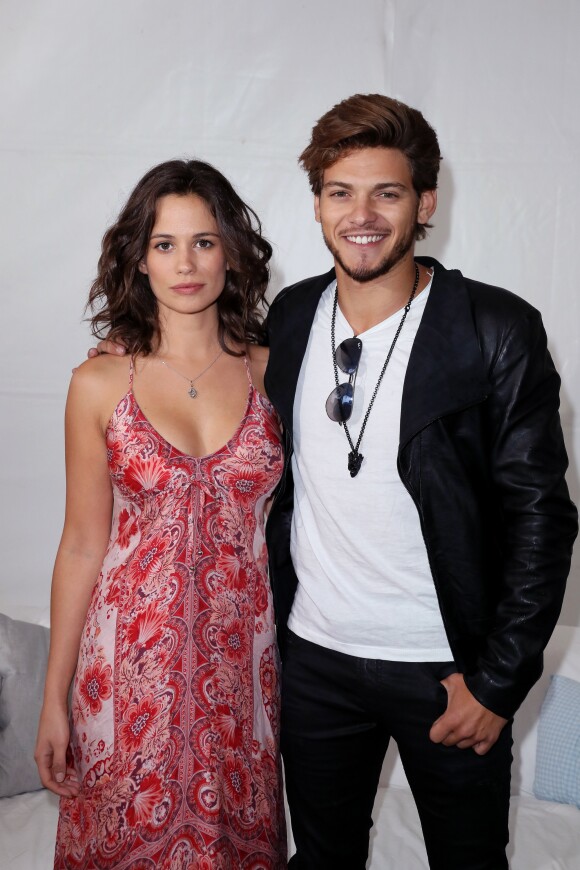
[87,340,127,359]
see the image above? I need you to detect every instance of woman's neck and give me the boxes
[153,309,224,363]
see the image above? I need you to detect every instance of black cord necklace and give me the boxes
[331,263,420,478]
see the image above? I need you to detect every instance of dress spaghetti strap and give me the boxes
[243,353,254,389]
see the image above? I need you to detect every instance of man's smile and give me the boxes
[344,233,387,245]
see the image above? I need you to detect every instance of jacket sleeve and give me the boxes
[464,309,578,718]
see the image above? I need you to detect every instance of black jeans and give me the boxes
[281,631,512,870]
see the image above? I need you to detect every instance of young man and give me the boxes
[263,94,578,869]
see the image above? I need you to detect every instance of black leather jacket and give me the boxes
[264,257,578,719]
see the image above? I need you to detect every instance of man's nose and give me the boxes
[348,198,377,225]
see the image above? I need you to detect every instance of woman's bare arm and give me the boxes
[35,363,114,796]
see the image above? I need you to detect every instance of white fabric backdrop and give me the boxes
[1,0,578,624]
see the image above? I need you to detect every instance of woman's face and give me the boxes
[138,193,228,321]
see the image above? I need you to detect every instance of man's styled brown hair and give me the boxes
[299,94,441,240]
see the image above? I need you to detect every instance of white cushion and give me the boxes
[0,614,50,797]
[513,625,580,796]
[533,674,580,807]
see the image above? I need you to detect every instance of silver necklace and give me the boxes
[158,349,224,398]
[331,263,419,477]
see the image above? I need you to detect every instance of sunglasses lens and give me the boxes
[336,337,362,375]
[326,383,355,423]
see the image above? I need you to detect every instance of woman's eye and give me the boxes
[196,238,214,249]
[154,241,173,251]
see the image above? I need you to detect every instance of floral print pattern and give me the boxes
[55,364,285,869]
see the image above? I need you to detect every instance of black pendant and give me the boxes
[348,450,364,477]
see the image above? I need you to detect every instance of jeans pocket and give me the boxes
[419,661,457,710]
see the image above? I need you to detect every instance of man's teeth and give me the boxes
[346,235,384,244]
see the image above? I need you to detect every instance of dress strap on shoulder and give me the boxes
[129,356,135,387]
[243,353,254,388]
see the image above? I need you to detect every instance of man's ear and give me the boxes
[417,189,437,227]
[314,195,321,224]
[138,260,148,275]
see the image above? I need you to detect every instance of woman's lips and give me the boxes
[170,283,205,294]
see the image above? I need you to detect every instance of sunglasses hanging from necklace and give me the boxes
[326,263,420,478]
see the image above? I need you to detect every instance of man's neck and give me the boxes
[335,258,430,335]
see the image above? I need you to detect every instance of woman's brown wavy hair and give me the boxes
[88,159,272,355]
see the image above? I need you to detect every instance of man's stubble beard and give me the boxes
[321,215,418,284]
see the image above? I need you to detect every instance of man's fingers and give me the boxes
[86,341,126,359]
[429,715,450,744]
[97,340,126,355]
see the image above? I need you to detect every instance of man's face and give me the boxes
[314,147,436,283]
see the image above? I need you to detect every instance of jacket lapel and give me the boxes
[400,257,491,448]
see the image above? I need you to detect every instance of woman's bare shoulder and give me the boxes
[246,344,270,365]
[67,354,133,427]
[71,352,131,385]
[246,344,269,365]
[245,344,270,398]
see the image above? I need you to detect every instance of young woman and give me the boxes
[35,160,286,869]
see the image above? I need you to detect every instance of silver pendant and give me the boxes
[188,385,198,398]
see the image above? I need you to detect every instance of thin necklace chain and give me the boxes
[158,349,224,398]
[331,263,419,476]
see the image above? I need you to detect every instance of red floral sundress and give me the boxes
[55,358,286,869]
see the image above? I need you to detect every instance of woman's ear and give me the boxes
[138,260,148,275]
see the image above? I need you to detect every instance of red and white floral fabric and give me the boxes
[55,365,286,869]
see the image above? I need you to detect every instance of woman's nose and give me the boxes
[176,248,196,273]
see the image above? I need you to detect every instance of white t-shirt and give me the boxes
[288,277,452,661]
